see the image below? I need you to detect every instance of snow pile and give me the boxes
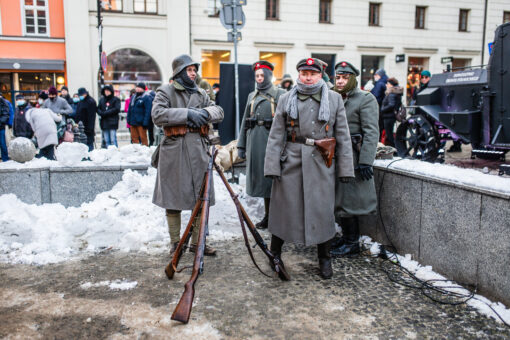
[0,168,263,265]
[80,280,138,290]
[375,158,510,195]
[55,142,89,165]
[360,236,510,326]
[0,144,154,169]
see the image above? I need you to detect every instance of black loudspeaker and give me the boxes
[218,63,254,144]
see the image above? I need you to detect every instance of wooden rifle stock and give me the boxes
[165,179,206,280]
[213,162,290,281]
[171,147,215,324]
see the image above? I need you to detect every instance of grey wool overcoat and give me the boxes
[335,88,379,218]
[264,90,354,246]
[237,85,285,198]
[151,82,224,211]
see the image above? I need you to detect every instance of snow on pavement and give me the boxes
[360,236,510,326]
[0,167,264,265]
[80,280,138,291]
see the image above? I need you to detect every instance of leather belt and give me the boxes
[164,125,209,137]
[286,135,316,146]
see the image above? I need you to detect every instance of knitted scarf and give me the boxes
[285,78,330,122]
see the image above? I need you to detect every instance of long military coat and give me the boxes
[264,90,354,246]
[151,82,224,211]
[335,87,379,218]
[237,85,285,198]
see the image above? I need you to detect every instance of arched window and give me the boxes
[100,48,162,111]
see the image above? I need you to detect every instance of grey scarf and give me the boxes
[285,78,330,121]
[256,68,273,91]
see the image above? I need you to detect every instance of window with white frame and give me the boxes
[23,0,49,35]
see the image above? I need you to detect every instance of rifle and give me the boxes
[166,145,290,324]
[169,146,215,324]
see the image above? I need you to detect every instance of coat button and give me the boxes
[311,109,314,112]
[312,132,315,135]
[312,121,315,124]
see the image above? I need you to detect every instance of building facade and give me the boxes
[0,0,67,104]
[62,0,510,106]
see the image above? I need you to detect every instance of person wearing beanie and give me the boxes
[75,87,97,150]
[60,86,73,105]
[380,77,403,147]
[37,90,48,108]
[43,86,73,118]
[151,54,224,256]
[371,68,388,138]
[279,74,294,92]
[237,60,286,229]
[264,57,354,279]
[13,93,34,139]
[97,85,121,147]
[127,82,152,146]
[331,60,379,257]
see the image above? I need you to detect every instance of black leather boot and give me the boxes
[318,240,332,279]
[330,217,360,257]
[269,234,284,271]
[255,215,269,229]
[330,233,345,249]
[169,242,179,256]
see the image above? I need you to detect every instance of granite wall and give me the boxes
[0,165,149,207]
[360,165,510,307]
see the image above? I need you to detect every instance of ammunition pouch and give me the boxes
[351,133,363,153]
[286,136,336,168]
[245,117,273,130]
[164,125,209,138]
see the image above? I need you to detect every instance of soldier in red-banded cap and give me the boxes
[332,60,379,257]
[264,57,354,279]
[237,60,286,229]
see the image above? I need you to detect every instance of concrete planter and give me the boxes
[360,165,510,306]
[0,164,149,207]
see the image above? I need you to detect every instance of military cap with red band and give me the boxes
[252,60,275,71]
[334,60,360,76]
[296,58,323,73]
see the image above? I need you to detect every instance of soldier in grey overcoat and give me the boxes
[332,61,379,257]
[152,54,224,256]
[237,60,285,229]
[264,58,354,279]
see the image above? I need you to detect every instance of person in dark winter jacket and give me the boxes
[380,77,403,147]
[13,94,34,139]
[70,93,80,117]
[75,87,97,151]
[60,86,74,106]
[127,82,152,146]
[0,93,14,162]
[97,85,121,147]
[279,74,294,92]
[371,69,388,138]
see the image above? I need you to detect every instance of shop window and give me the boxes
[208,0,221,17]
[266,0,279,20]
[504,11,510,24]
[459,9,469,32]
[0,73,12,103]
[201,50,231,85]
[369,3,380,26]
[407,57,429,104]
[23,0,48,35]
[452,58,471,71]
[311,53,335,78]
[415,6,426,29]
[259,52,285,83]
[319,0,331,23]
[134,0,157,14]
[361,55,384,88]
[101,0,123,12]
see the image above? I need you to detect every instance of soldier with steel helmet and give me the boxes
[151,54,224,256]
[264,57,354,279]
[237,60,286,229]
[332,60,379,257]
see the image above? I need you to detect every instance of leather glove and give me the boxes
[339,177,354,183]
[237,148,246,159]
[198,108,210,121]
[187,109,207,128]
[357,164,374,181]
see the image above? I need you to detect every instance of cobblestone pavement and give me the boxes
[1,236,509,339]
